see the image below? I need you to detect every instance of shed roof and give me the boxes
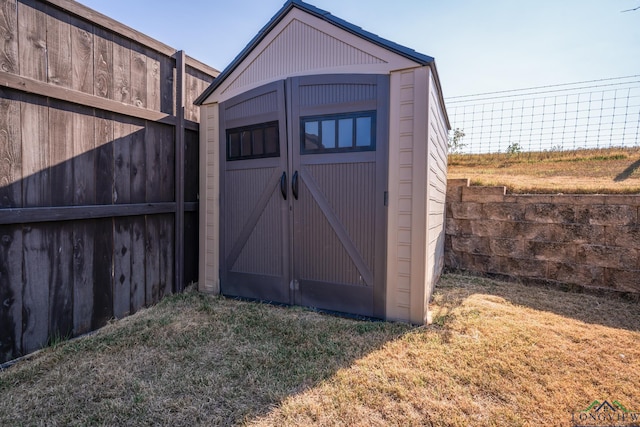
[194,0,441,106]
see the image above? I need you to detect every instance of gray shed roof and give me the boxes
[194,0,442,106]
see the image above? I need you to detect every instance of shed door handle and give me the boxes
[292,170,299,200]
[280,171,287,200]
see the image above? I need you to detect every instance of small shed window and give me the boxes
[227,121,280,161]
[301,111,376,154]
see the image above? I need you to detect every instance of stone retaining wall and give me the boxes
[445,179,640,295]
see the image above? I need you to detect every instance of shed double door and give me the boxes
[219,75,388,318]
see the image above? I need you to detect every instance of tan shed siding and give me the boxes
[425,69,449,304]
[409,66,429,325]
[199,102,220,293]
[386,68,419,322]
[206,9,418,104]
[223,19,385,95]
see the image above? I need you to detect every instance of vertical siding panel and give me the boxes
[0,0,18,74]
[202,103,220,293]
[386,69,415,322]
[410,67,429,324]
[425,70,449,297]
[17,0,46,81]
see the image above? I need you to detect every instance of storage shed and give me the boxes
[195,0,450,324]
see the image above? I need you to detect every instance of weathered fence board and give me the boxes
[130,217,146,311]
[113,218,131,319]
[21,95,50,207]
[22,225,50,353]
[0,0,19,75]
[0,0,218,363]
[49,102,74,206]
[73,107,95,205]
[18,0,47,81]
[71,16,93,93]
[0,91,22,208]
[73,220,94,335]
[0,225,22,360]
[49,221,73,340]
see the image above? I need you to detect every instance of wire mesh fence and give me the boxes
[446,75,640,154]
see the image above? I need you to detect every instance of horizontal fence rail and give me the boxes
[446,75,640,154]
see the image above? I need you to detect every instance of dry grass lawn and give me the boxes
[1,274,639,426]
[448,147,640,194]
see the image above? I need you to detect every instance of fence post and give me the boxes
[174,50,186,293]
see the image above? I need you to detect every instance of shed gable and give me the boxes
[201,5,422,104]
[222,19,386,95]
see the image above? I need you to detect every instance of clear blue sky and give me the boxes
[79,0,640,98]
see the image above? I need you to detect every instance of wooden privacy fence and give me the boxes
[0,0,218,363]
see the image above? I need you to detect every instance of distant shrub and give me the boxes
[448,128,466,153]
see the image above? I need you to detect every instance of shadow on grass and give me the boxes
[614,158,640,182]
[435,272,640,333]
[0,291,414,426]
[3,274,638,425]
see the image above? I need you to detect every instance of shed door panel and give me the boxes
[219,75,388,318]
[290,75,389,318]
[219,81,289,303]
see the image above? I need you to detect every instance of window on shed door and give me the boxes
[227,121,279,161]
[301,111,375,154]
